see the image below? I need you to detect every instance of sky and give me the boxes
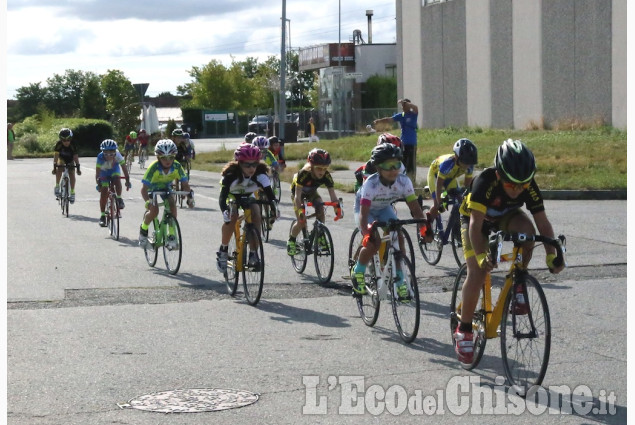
[6,0,397,99]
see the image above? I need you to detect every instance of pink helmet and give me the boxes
[234,144,261,162]
[378,132,402,148]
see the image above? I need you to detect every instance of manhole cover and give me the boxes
[119,388,259,413]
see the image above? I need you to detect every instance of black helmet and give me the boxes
[307,148,331,166]
[371,143,402,165]
[244,132,257,143]
[59,128,73,139]
[495,139,536,183]
[453,138,478,165]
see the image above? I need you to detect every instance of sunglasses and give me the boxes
[61,138,71,142]
[313,165,329,171]
[376,160,401,171]
[240,162,259,168]
[104,151,116,156]
[502,181,530,191]
[158,155,175,160]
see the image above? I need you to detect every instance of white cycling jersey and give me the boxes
[359,173,416,211]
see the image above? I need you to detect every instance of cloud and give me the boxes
[9,28,94,55]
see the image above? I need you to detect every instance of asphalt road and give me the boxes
[7,158,627,424]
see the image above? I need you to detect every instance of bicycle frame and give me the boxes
[302,199,343,251]
[434,191,463,245]
[370,230,401,301]
[147,190,189,245]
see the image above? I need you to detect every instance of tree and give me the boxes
[15,82,48,119]
[44,70,97,117]
[362,75,397,108]
[100,70,140,139]
[80,75,107,119]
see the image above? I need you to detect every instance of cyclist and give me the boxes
[268,136,286,171]
[453,139,565,365]
[95,139,131,227]
[138,139,194,246]
[287,148,341,256]
[53,128,81,203]
[252,136,279,171]
[174,129,194,166]
[244,132,258,145]
[350,143,428,298]
[137,129,150,163]
[354,133,404,194]
[215,144,278,273]
[427,138,478,219]
[124,131,138,163]
[183,132,196,160]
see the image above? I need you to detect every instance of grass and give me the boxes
[192,127,626,191]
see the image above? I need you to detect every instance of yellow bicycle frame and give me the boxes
[230,203,254,273]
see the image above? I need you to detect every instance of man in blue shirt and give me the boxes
[374,98,419,182]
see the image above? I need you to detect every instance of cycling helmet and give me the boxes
[234,144,262,162]
[377,132,402,148]
[171,128,184,137]
[370,143,403,165]
[129,131,137,139]
[59,128,73,140]
[244,132,257,143]
[495,139,536,183]
[183,132,190,139]
[307,148,331,166]
[453,138,478,165]
[139,129,146,134]
[100,139,118,151]
[268,136,280,145]
[154,139,178,156]
[252,136,270,150]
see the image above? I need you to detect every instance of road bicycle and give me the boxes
[419,187,464,267]
[450,231,566,393]
[138,147,148,169]
[289,199,343,284]
[55,163,76,217]
[104,180,121,241]
[271,169,282,203]
[224,198,270,306]
[124,149,135,174]
[142,189,191,275]
[348,218,427,343]
[175,158,192,209]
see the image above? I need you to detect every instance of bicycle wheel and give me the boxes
[501,274,551,393]
[418,206,443,265]
[356,261,380,327]
[390,255,420,343]
[162,216,182,275]
[289,221,308,273]
[348,228,362,271]
[450,216,465,268]
[109,195,120,241]
[260,204,271,243]
[449,264,487,370]
[398,228,415,273]
[61,177,70,217]
[225,229,240,296]
[272,173,281,202]
[139,151,146,169]
[126,152,133,173]
[313,224,334,284]
[242,226,264,306]
[144,219,159,267]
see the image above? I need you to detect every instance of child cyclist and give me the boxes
[268,136,286,171]
[137,129,150,162]
[427,138,478,219]
[53,128,81,203]
[453,139,564,365]
[124,131,138,163]
[215,144,278,273]
[351,143,428,298]
[287,148,342,256]
[354,132,405,194]
[251,136,279,171]
[95,139,131,227]
[138,140,194,246]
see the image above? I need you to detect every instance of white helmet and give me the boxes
[154,139,178,156]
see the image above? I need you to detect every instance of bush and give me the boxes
[19,133,48,153]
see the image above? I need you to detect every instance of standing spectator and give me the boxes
[307,117,320,143]
[374,98,419,182]
[7,123,15,160]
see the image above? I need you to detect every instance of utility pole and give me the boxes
[337,0,341,138]
[279,0,287,141]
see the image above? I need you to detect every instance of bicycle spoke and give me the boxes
[225,230,239,296]
[391,256,420,343]
[356,262,380,326]
[163,217,182,275]
[144,219,158,267]
[289,221,307,273]
[242,226,264,306]
[313,225,334,284]
[418,206,443,265]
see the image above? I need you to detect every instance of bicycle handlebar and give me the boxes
[489,231,567,269]
[306,198,344,221]
[369,217,429,232]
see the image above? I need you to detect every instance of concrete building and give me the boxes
[397,0,626,129]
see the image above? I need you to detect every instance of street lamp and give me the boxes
[279,0,287,140]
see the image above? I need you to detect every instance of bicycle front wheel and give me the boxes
[418,206,443,265]
[109,196,120,241]
[289,221,308,273]
[390,255,420,343]
[356,261,380,327]
[272,173,281,202]
[450,264,487,370]
[61,178,70,217]
[162,217,182,275]
[348,228,362,273]
[242,226,264,306]
[501,274,551,393]
[144,219,158,267]
[398,227,416,273]
[313,224,334,284]
[260,204,271,243]
[225,229,240,296]
[450,218,465,268]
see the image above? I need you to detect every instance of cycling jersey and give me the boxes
[96,150,125,183]
[270,146,285,162]
[359,173,417,211]
[218,166,275,213]
[141,160,188,191]
[124,135,137,151]
[54,140,78,164]
[428,153,474,198]
[354,160,406,192]
[138,133,150,147]
[459,167,545,222]
[176,141,193,162]
[291,168,334,197]
[261,149,279,168]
